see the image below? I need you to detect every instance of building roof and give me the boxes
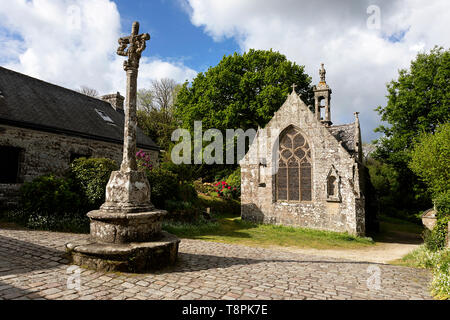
[0,66,159,151]
[327,123,356,155]
[422,208,436,219]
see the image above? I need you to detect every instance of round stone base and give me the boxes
[65,232,180,273]
[88,210,167,244]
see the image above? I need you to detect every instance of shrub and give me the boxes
[179,183,198,203]
[435,191,450,219]
[423,191,450,252]
[69,158,118,209]
[226,167,241,187]
[147,168,180,209]
[193,180,216,195]
[160,161,198,182]
[214,181,239,200]
[198,195,241,217]
[424,216,450,252]
[164,200,200,222]
[226,168,241,198]
[26,212,89,233]
[402,246,449,299]
[402,245,446,269]
[136,149,153,172]
[0,208,29,225]
[20,175,83,216]
[432,250,450,299]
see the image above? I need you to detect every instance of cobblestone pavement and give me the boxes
[0,228,432,300]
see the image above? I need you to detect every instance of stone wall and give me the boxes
[240,92,365,236]
[422,216,437,231]
[0,125,158,206]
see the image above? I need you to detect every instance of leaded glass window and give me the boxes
[276,127,312,201]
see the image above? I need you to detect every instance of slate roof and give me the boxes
[0,66,159,151]
[327,123,356,155]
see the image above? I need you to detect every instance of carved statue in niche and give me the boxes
[327,165,341,202]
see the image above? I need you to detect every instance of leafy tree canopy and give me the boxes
[410,123,450,198]
[175,49,313,132]
[370,47,449,217]
[374,46,450,166]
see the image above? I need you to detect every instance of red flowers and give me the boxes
[214,181,239,200]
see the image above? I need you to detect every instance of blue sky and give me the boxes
[0,0,449,142]
[115,0,239,73]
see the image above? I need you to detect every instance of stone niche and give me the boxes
[326,166,342,203]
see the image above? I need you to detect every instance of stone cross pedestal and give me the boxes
[66,22,179,273]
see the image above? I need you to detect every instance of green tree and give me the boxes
[137,79,181,151]
[373,46,450,217]
[172,49,312,181]
[175,49,313,132]
[410,124,450,250]
[410,123,450,198]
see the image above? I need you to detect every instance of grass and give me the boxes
[378,215,424,234]
[373,214,424,244]
[196,194,241,216]
[392,245,450,300]
[394,246,442,268]
[163,215,374,250]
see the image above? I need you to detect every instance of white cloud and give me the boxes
[0,0,197,96]
[184,0,450,141]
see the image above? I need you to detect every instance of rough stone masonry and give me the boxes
[0,66,159,207]
[66,22,179,273]
[240,64,372,236]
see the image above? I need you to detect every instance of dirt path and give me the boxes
[269,242,420,264]
[270,226,424,264]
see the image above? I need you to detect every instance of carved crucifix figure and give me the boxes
[117,21,150,71]
[117,21,150,172]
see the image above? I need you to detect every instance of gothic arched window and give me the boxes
[276,127,312,202]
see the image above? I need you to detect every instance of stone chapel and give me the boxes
[240,64,374,236]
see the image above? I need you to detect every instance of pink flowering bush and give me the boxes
[136,150,153,172]
[214,181,239,200]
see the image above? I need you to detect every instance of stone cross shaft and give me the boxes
[117,21,150,172]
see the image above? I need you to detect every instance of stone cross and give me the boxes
[291,83,297,93]
[117,21,150,172]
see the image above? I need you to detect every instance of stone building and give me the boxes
[0,66,159,206]
[240,64,374,236]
